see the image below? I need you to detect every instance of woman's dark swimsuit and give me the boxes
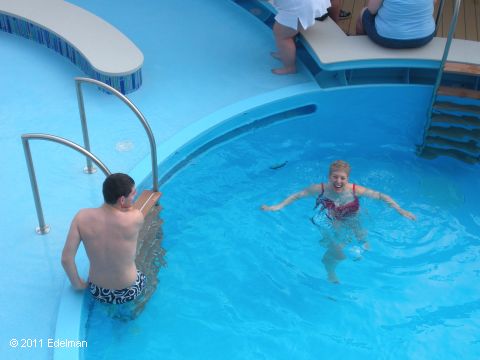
[89,270,146,304]
[314,183,360,220]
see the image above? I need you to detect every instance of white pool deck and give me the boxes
[0,1,318,359]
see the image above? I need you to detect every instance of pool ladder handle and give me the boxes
[21,133,112,235]
[75,77,158,192]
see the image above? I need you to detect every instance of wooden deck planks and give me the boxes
[455,0,466,39]
[465,0,478,40]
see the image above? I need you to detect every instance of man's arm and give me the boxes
[61,214,88,290]
[357,185,416,221]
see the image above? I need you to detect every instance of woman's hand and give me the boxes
[399,209,416,221]
[261,204,280,211]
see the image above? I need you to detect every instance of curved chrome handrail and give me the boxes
[21,133,111,235]
[75,77,158,192]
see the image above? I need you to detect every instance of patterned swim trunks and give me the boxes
[89,270,146,304]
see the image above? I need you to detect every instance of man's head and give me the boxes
[102,173,136,207]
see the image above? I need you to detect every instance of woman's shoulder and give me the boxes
[304,183,324,194]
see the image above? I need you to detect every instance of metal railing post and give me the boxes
[75,80,96,174]
[74,77,159,192]
[22,137,50,234]
[21,133,111,235]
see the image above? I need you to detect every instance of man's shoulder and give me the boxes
[75,207,102,220]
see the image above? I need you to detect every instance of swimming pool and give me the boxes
[82,86,480,359]
[2,1,479,359]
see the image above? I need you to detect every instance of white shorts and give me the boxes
[274,0,330,30]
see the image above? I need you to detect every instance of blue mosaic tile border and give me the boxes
[0,13,142,94]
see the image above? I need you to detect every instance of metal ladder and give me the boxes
[418,0,480,164]
[23,78,161,234]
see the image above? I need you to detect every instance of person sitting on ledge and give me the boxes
[61,173,145,305]
[356,0,437,49]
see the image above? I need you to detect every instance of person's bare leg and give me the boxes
[356,7,367,35]
[270,51,281,60]
[329,0,341,24]
[272,21,298,75]
[322,243,346,283]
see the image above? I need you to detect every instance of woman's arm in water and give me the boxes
[261,184,322,211]
[356,185,416,220]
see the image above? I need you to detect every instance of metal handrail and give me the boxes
[75,77,158,192]
[22,133,111,235]
[420,0,462,153]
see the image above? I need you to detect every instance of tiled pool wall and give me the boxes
[0,13,142,94]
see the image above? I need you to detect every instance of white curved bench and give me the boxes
[300,17,480,71]
[0,0,144,94]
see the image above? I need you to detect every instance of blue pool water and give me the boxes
[84,90,480,359]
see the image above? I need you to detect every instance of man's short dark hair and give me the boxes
[102,173,135,205]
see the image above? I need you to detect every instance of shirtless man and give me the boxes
[61,173,145,304]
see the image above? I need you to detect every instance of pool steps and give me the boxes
[419,61,480,163]
[420,97,480,163]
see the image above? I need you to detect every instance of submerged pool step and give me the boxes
[428,125,480,141]
[425,135,480,155]
[433,101,480,117]
[420,145,480,164]
[133,190,162,217]
[437,86,480,100]
[431,113,480,128]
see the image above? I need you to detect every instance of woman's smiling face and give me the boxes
[328,170,349,192]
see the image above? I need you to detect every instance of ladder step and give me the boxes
[444,62,480,76]
[420,146,480,164]
[433,102,480,117]
[134,190,162,217]
[426,136,480,155]
[437,86,480,100]
[431,113,480,127]
[428,125,480,141]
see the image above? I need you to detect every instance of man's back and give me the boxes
[75,205,143,289]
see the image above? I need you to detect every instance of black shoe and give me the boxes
[339,9,351,19]
[315,13,329,22]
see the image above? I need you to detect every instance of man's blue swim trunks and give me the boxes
[89,270,146,304]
